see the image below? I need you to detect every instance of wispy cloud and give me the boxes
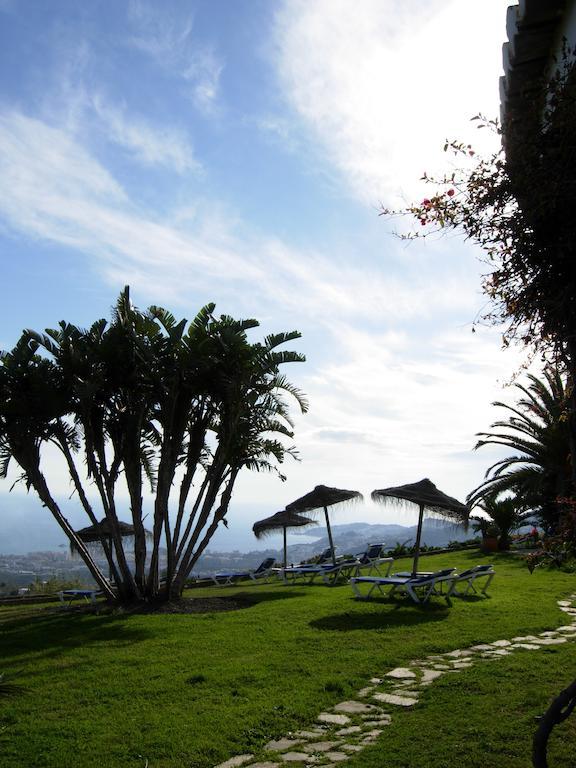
[127,0,223,116]
[290,320,526,502]
[36,36,200,175]
[0,109,480,328]
[0,107,521,506]
[91,95,200,173]
[272,0,508,205]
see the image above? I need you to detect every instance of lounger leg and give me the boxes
[481,573,495,593]
[405,585,421,603]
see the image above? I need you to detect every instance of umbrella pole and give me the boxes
[108,536,114,583]
[324,506,337,566]
[283,526,287,568]
[412,504,425,578]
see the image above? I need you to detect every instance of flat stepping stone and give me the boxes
[303,742,341,754]
[281,753,318,763]
[531,637,567,645]
[265,739,303,752]
[293,731,325,739]
[324,752,349,762]
[318,713,350,726]
[431,664,450,670]
[334,700,379,714]
[511,636,539,642]
[357,687,374,698]
[445,649,471,658]
[360,729,383,744]
[369,678,383,684]
[557,625,576,632]
[386,667,416,679]
[362,715,392,726]
[335,726,362,736]
[491,640,512,647]
[482,649,511,657]
[421,670,444,683]
[451,662,473,669]
[373,692,418,707]
[511,643,540,650]
[215,756,254,768]
[341,744,363,753]
[470,644,494,651]
[539,631,560,637]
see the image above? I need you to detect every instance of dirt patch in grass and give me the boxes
[137,596,252,614]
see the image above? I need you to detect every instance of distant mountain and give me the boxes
[288,520,470,554]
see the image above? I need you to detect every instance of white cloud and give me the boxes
[286,320,525,505]
[91,95,200,173]
[0,109,481,330]
[273,0,510,205]
[0,107,521,514]
[127,0,223,116]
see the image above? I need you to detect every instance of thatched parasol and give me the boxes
[72,519,138,547]
[253,509,316,568]
[71,519,151,579]
[285,485,363,565]
[371,479,469,577]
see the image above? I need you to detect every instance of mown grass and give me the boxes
[0,550,575,767]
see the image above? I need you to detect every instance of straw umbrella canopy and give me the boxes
[285,485,363,565]
[71,519,149,579]
[371,478,470,577]
[252,509,316,568]
[72,519,138,548]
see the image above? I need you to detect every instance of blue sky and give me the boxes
[0,0,522,554]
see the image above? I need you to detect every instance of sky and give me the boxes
[0,0,524,554]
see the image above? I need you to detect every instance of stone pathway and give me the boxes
[214,595,576,768]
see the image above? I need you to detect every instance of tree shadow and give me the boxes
[234,589,309,605]
[0,609,153,666]
[310,599,451,631]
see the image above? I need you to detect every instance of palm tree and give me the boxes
[471,494,535,550]
[0,288,307,604]
[467,368,572,532]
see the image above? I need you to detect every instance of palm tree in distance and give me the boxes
[471,494,535,550]
[467,368,572,532]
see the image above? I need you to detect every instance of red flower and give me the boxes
[447,188,455,197]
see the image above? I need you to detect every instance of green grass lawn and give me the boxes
[1,550,575,768]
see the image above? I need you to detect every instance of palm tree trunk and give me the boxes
[26,465,115,601]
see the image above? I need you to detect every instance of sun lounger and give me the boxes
[283,558,362,586]
[354,543,394,576]
[350,568,457,604]
[447,564,495,597]
[212,557,276,586]
[58,589,102,605]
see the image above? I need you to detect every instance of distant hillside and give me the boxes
[195,520,473,574]
[288,519,470,554]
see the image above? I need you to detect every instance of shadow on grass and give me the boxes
[310,600,450,631]
[233,589,309,605]
[0,610,152,664]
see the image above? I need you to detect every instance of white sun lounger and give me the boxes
[447,564,495,597]
[350,568,457,604]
